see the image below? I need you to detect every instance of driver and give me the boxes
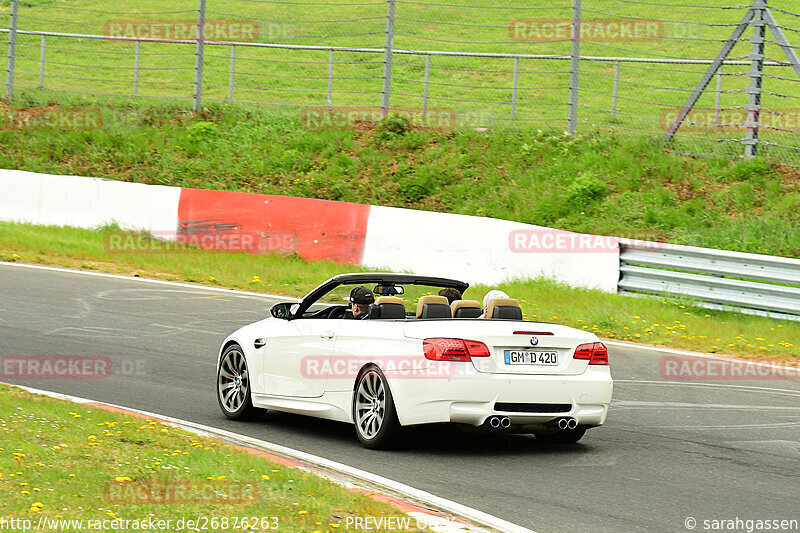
[345,286,375,320]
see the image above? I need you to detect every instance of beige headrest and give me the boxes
[416,295,449,318]
[451,299,481,313]
[375,296,405,307]
[486,297,520,317]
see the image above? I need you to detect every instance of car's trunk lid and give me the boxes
[403,320,595,376]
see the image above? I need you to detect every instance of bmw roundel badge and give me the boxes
[530,336,539,346]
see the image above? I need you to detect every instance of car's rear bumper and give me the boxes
[388,366,613,428]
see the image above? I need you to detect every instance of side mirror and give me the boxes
[270,302,294,320]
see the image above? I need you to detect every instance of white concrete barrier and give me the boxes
[1,169,620,291]
[362,206,620,292]
[0,169,181,234]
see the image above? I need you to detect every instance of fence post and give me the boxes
[422,53,430,114]
[568,0,582,133]
[228,45,235,101]
[611,60,620,118]
[5,0,19,99]
[133,41,140,96]
[511,57,519,119]
[327,49,334,109]
[714,64,723,125]
[38,34,46,88]
[193,0,207,112]
[381,0,396,116]
[745,0,766,158]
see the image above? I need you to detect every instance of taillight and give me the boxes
[464,340,491,357]
[573,342,609,365]
[423,338,491,361]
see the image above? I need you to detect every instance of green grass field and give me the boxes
[0,384,425,532]
[1,0,799,162]
[2,222,798,361]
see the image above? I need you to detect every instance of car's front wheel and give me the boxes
[353,367,401,449]
[217,343,259,420]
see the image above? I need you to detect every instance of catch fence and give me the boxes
[2,0,799,164]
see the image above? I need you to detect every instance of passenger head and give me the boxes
[482,289,509,318]
[438,288,462,305]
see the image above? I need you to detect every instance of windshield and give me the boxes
[299,281,470,319]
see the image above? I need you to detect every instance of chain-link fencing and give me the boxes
[2,0,799,164]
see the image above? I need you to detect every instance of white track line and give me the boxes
[7,383,533,533]
[0,261,299,301]
[604,340,799,373]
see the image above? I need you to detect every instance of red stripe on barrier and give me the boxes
[177,188,370,264]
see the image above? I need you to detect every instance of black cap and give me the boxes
[349,286,375,305]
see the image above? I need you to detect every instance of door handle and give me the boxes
[320,330,335,339]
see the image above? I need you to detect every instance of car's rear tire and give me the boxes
[534,428,586,444]
[353,366,401,449]
[217,343,260,420]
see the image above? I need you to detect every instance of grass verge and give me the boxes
[1,221,797,362]
[1,98,799,258]
[0,384,425,532]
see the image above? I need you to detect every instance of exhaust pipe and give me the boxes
[552,417,578,430]
[485,416,511,429]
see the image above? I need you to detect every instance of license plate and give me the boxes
[504,350,558,365]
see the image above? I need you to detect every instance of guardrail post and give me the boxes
[511,57,519,119]
[5,0,19,99]
[568,0,582,133]
[744,0,766,158]
[611,60,620,118]
[228,45,235,101]
[38,34,46,88]
[193,0,206,111]
[381,0,396,116]
[133,41,140,96]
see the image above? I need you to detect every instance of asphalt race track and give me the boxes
[1,264,798,533]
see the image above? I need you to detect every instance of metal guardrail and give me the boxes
[619,240,800,322]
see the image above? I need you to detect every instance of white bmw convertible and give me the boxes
[216,273,613,449]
